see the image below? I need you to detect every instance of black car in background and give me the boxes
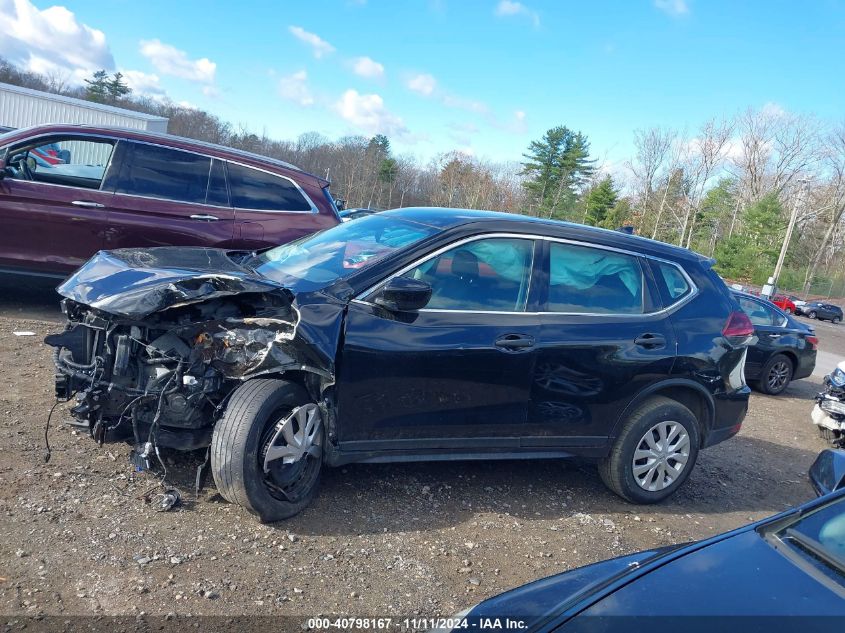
[733,291,818,395]
[46,208,753,522]
[797,301,843,324]
[456,450,845,629]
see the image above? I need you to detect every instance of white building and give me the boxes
[0,82,168,133]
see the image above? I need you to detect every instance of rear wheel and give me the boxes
[784,307,793,314]
[756,354,793,395]
[599,396,700,504]
[211,379,323,522]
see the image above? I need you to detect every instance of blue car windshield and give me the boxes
[775,495,845,575]
[255,214,439,293]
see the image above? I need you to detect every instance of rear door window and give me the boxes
[738,296,785,327]
[546,242,649,314]
[227,162,313,212]
[116,143,211,204]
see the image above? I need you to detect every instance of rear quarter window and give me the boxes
[227,162,313,212]
[650,260,694,308]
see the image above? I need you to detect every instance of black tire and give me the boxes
[211,379,322,522]
[808,310,818,319]
[833,317,841,325]
[784,307,792,314]
[599,396,700,504]
[756,354,793,395]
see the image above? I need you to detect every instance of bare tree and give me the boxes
[629,127,674,229]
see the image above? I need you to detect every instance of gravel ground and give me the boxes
[0,280,841,621]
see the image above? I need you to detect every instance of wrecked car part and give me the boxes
[42,401,61,464]
[45,248,341,479]
[159,488,181,512]
[195,448,211,495]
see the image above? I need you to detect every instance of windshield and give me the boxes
[773,495,845,579]
[255,214,439,292]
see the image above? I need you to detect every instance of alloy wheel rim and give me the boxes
[632,421,690,491]
[767,361,790,391]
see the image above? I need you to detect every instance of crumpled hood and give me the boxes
[57,247,288,319]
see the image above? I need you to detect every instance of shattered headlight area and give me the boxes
[44,291,318,466]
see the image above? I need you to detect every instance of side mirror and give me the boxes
[809,449,845,496]
[374,277,432,312]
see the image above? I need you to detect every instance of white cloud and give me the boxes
[288,25,335,59]
[512,109,527,132]
[654,0,689,17]
[407,73,437,96]
[120,69,165,98]
[0,0,114,82]
[278,70,314,106]
[139,39,216,83]
[350,56,384,79]
[334,89,407,137]
[494,1,540,28]
[761,101,787,119]
[442,94,489,115]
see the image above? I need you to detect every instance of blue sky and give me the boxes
[2,0,845,166]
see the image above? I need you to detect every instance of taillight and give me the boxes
[806,335,819,351]
[722,310,754,345]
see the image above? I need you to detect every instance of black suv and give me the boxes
[46,208,753,522]
[798,301,843,324]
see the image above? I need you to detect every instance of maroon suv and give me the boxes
[0,124,340,276]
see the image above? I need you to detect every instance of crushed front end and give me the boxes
[46,291,304,468]
[42,247,340,472]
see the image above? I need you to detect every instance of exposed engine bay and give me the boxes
[43,247,342,473]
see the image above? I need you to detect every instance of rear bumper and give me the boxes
[794,351,817,381]
[704,385,750,448]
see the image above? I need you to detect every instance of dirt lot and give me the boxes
[1,277,842,621]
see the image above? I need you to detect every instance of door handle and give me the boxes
[495,334,535,350]
[71,200,105,208]
[768,333,782,338]
[634,333,667,349]
[190,214,219,221]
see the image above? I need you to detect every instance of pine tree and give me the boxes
[520,126,595,219]
[584,176,619,227]
[106,72,131,100]
[368,134,390,159]
[84,69,109,102]
[603,197,633,230]
[714,192,786,283]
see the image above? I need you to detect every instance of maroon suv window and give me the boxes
[227,162,312,212]
[116,143,211,204]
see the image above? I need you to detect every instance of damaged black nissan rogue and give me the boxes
[45,207,753,522]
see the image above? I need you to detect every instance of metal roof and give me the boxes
[0,82,168,123]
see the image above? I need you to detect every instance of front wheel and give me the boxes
[599,396,700,504]
[808,311,818,319]
[211,379,323,522]
[784,307,793,314]
[833,317,841,325]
